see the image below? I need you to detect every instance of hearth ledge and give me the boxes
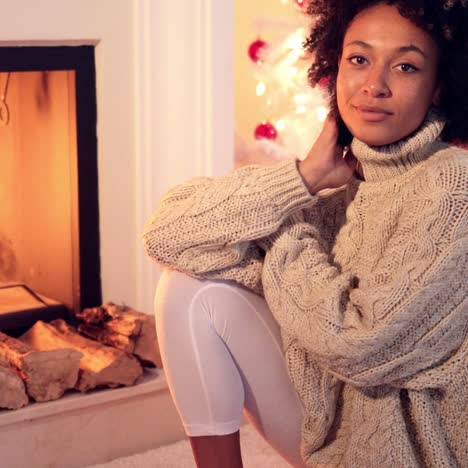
[0,367,167,427]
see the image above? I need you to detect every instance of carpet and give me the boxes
[86,423,291,467]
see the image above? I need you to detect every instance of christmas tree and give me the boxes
[235,0,330,168]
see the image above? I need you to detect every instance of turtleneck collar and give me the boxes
[350,109,446,183]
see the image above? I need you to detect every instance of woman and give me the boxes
[143,1,468,467]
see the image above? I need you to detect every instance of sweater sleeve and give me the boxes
[142,160,316,293]
[262,188,468,388]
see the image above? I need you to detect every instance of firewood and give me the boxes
[0,331,82,402]
[75,323,133,353]
[0,357,29,409]
[76,302,162,367]
[24,319,144,392]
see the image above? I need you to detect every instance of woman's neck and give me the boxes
[350,109,446,183]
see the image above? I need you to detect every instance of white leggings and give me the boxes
[154,269,306,467]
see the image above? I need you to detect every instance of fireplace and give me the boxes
[0,2,233,466]
[0,46,101,337]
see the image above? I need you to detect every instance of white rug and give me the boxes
[87,423,291,468]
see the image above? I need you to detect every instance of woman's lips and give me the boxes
[354,106,392,122]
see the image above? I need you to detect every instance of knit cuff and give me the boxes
[256,159,317,216]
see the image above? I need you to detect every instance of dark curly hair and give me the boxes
[304,0,468,144]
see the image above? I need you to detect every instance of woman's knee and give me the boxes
[154,269,204,319]
[154,269,242,342]
[155,268,258,321]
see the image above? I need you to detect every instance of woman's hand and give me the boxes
[298,115,358,193]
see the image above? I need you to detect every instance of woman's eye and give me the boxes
[348,56,367,65]
[346,57,418,72]
[396,63,418,72]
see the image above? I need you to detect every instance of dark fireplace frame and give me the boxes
[0,45,102,311]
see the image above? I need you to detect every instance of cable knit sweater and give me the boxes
[143,111,467,467]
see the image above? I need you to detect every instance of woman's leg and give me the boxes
[154,269,306,467]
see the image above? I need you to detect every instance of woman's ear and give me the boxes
[432,83,441,106]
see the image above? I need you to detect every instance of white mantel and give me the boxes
[0,0,234,314]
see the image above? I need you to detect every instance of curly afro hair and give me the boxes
[304,0,468,144]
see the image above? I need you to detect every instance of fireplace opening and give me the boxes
[0,46,101,337]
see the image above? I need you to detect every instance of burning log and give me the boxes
[0,357,29,409]
[21,319,143,392]
[76,302,162,368]
[0,331,82,402]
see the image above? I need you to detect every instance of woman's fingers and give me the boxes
[343,150,358,171]
[321,114,340,145]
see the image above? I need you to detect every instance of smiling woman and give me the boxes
[336,4,440,145]
[305,0,468,147]
[142,2,468,467]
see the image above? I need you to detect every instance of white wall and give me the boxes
[1,0,234,314]
[133,0,234,313]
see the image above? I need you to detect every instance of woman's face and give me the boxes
[336,3,440,146]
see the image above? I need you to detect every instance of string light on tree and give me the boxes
[277,0,308,6]
[293,0,309,10]
[276,119,286,131]
[256,81,266,97]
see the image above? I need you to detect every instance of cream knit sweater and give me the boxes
[143,111,467,467]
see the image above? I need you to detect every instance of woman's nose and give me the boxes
[361,68,391,98]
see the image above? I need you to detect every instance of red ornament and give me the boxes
[318,76,330,88]
[248,39,268,63]
[254,122,277,140]
[293,0,308,10]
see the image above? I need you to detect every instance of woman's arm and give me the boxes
[262,187,468,388]
[142,160,317,293]
[143,116,355,292]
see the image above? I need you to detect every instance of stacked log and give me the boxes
[20,319,144,392]
[0,357,29,409]
[76,302,162,368]
[0,331,82,402]
[0,302,158,411]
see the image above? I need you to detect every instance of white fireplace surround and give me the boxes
[0,0,234,314]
